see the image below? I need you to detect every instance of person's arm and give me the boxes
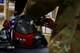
[23,0,59,17]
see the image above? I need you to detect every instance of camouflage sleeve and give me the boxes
[24,0,63,17]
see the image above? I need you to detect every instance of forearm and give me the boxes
[24,0,59,17]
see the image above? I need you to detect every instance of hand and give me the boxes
[43,18,55,29]
[3,20,10,28]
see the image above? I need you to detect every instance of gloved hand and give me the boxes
[43,18,55,29]
[3,20,10,29]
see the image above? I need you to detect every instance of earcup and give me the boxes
[14,16,36,34]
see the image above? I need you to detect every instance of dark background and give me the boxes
[14,0,27,15]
